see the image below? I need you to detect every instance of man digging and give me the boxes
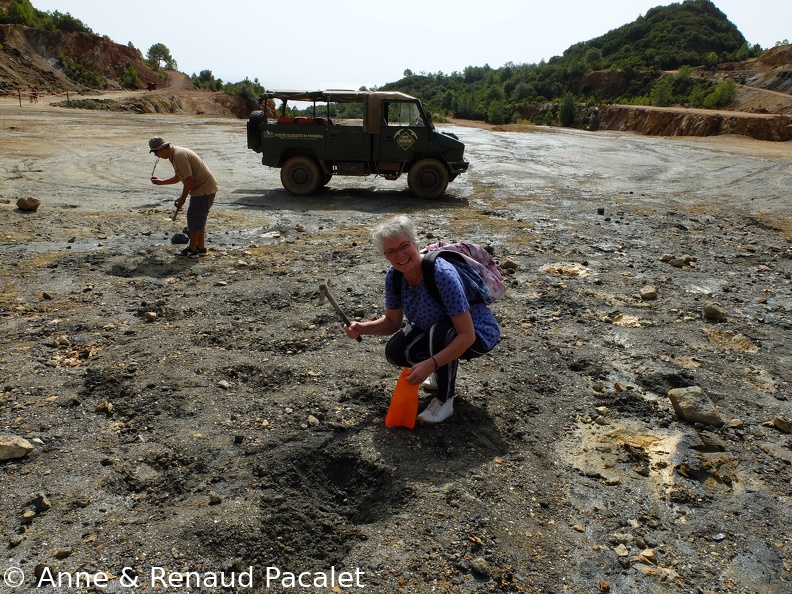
[149,137,218,257]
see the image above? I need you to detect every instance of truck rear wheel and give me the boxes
[408,159,449,199]
[281,157,321,196]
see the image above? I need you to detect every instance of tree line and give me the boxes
[382,0,763,126]
[0,0,91,32]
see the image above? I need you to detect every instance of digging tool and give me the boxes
[151,157,159,177]
[171,199,181,221]
[319,279,361,342]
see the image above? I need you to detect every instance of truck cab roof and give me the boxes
[259,89,419,104]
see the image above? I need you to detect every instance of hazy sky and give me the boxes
[34,0,791,90]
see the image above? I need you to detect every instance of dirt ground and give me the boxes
[0,96,791,594]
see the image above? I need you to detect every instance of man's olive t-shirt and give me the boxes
[169,146,218,196]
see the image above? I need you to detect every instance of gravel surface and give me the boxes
[1,99,791,593]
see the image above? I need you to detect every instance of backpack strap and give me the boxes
[390,268,403,300]
[421,250,444,305]
[390,250,469,306]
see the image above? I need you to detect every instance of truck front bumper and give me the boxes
[448,159,469,178]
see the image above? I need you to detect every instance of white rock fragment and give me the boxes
[667,386,724,427]
[0,436,34,460]
[640,286,658,300]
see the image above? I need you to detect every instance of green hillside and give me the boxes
[381,0,762,125]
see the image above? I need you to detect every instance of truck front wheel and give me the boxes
[408,159,449,199]
[281,157,321,196]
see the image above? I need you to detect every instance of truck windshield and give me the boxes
[385,101,425,127]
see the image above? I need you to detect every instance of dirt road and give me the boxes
[1,100,791,593]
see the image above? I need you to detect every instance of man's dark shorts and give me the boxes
[187,194,215,231]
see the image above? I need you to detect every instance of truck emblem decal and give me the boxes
[394,129,417,151]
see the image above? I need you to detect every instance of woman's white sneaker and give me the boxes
[422,373,438,391]
[416,396,454,424]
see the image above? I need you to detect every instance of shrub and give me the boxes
[702,78,736,108]
[487,98,506,124]
[3,0,37,27]
[122,67,141,90]
[58,54,103,88]
[558,91,578,127]
[650,76,674,106]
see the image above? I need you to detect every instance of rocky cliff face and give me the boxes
[596,105,792,141]
[0,24,160,92]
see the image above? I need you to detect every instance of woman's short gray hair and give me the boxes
[371,215,419,254]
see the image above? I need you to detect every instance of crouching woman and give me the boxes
[344,215,500,424]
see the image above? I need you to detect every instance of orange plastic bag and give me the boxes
[385,368,419,429]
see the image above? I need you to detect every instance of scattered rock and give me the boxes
[144,311,158,322]
[768,416,791,433]
[17,196,41,211]
[96,400,114,415]
[171,232,189,244]
[640,285,658,300]
[469,556,491,577]
[0,435,34,460]
[500,256,519,270]
[703,302,727,321]
[667,386,724,427]
[31,493,52,512]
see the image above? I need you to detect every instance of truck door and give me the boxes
[376,100,427,164]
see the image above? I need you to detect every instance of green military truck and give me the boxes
[246,90,468,199]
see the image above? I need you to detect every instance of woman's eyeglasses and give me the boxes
[384,241,413,258]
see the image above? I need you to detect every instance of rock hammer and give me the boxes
[318,279,361,342]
